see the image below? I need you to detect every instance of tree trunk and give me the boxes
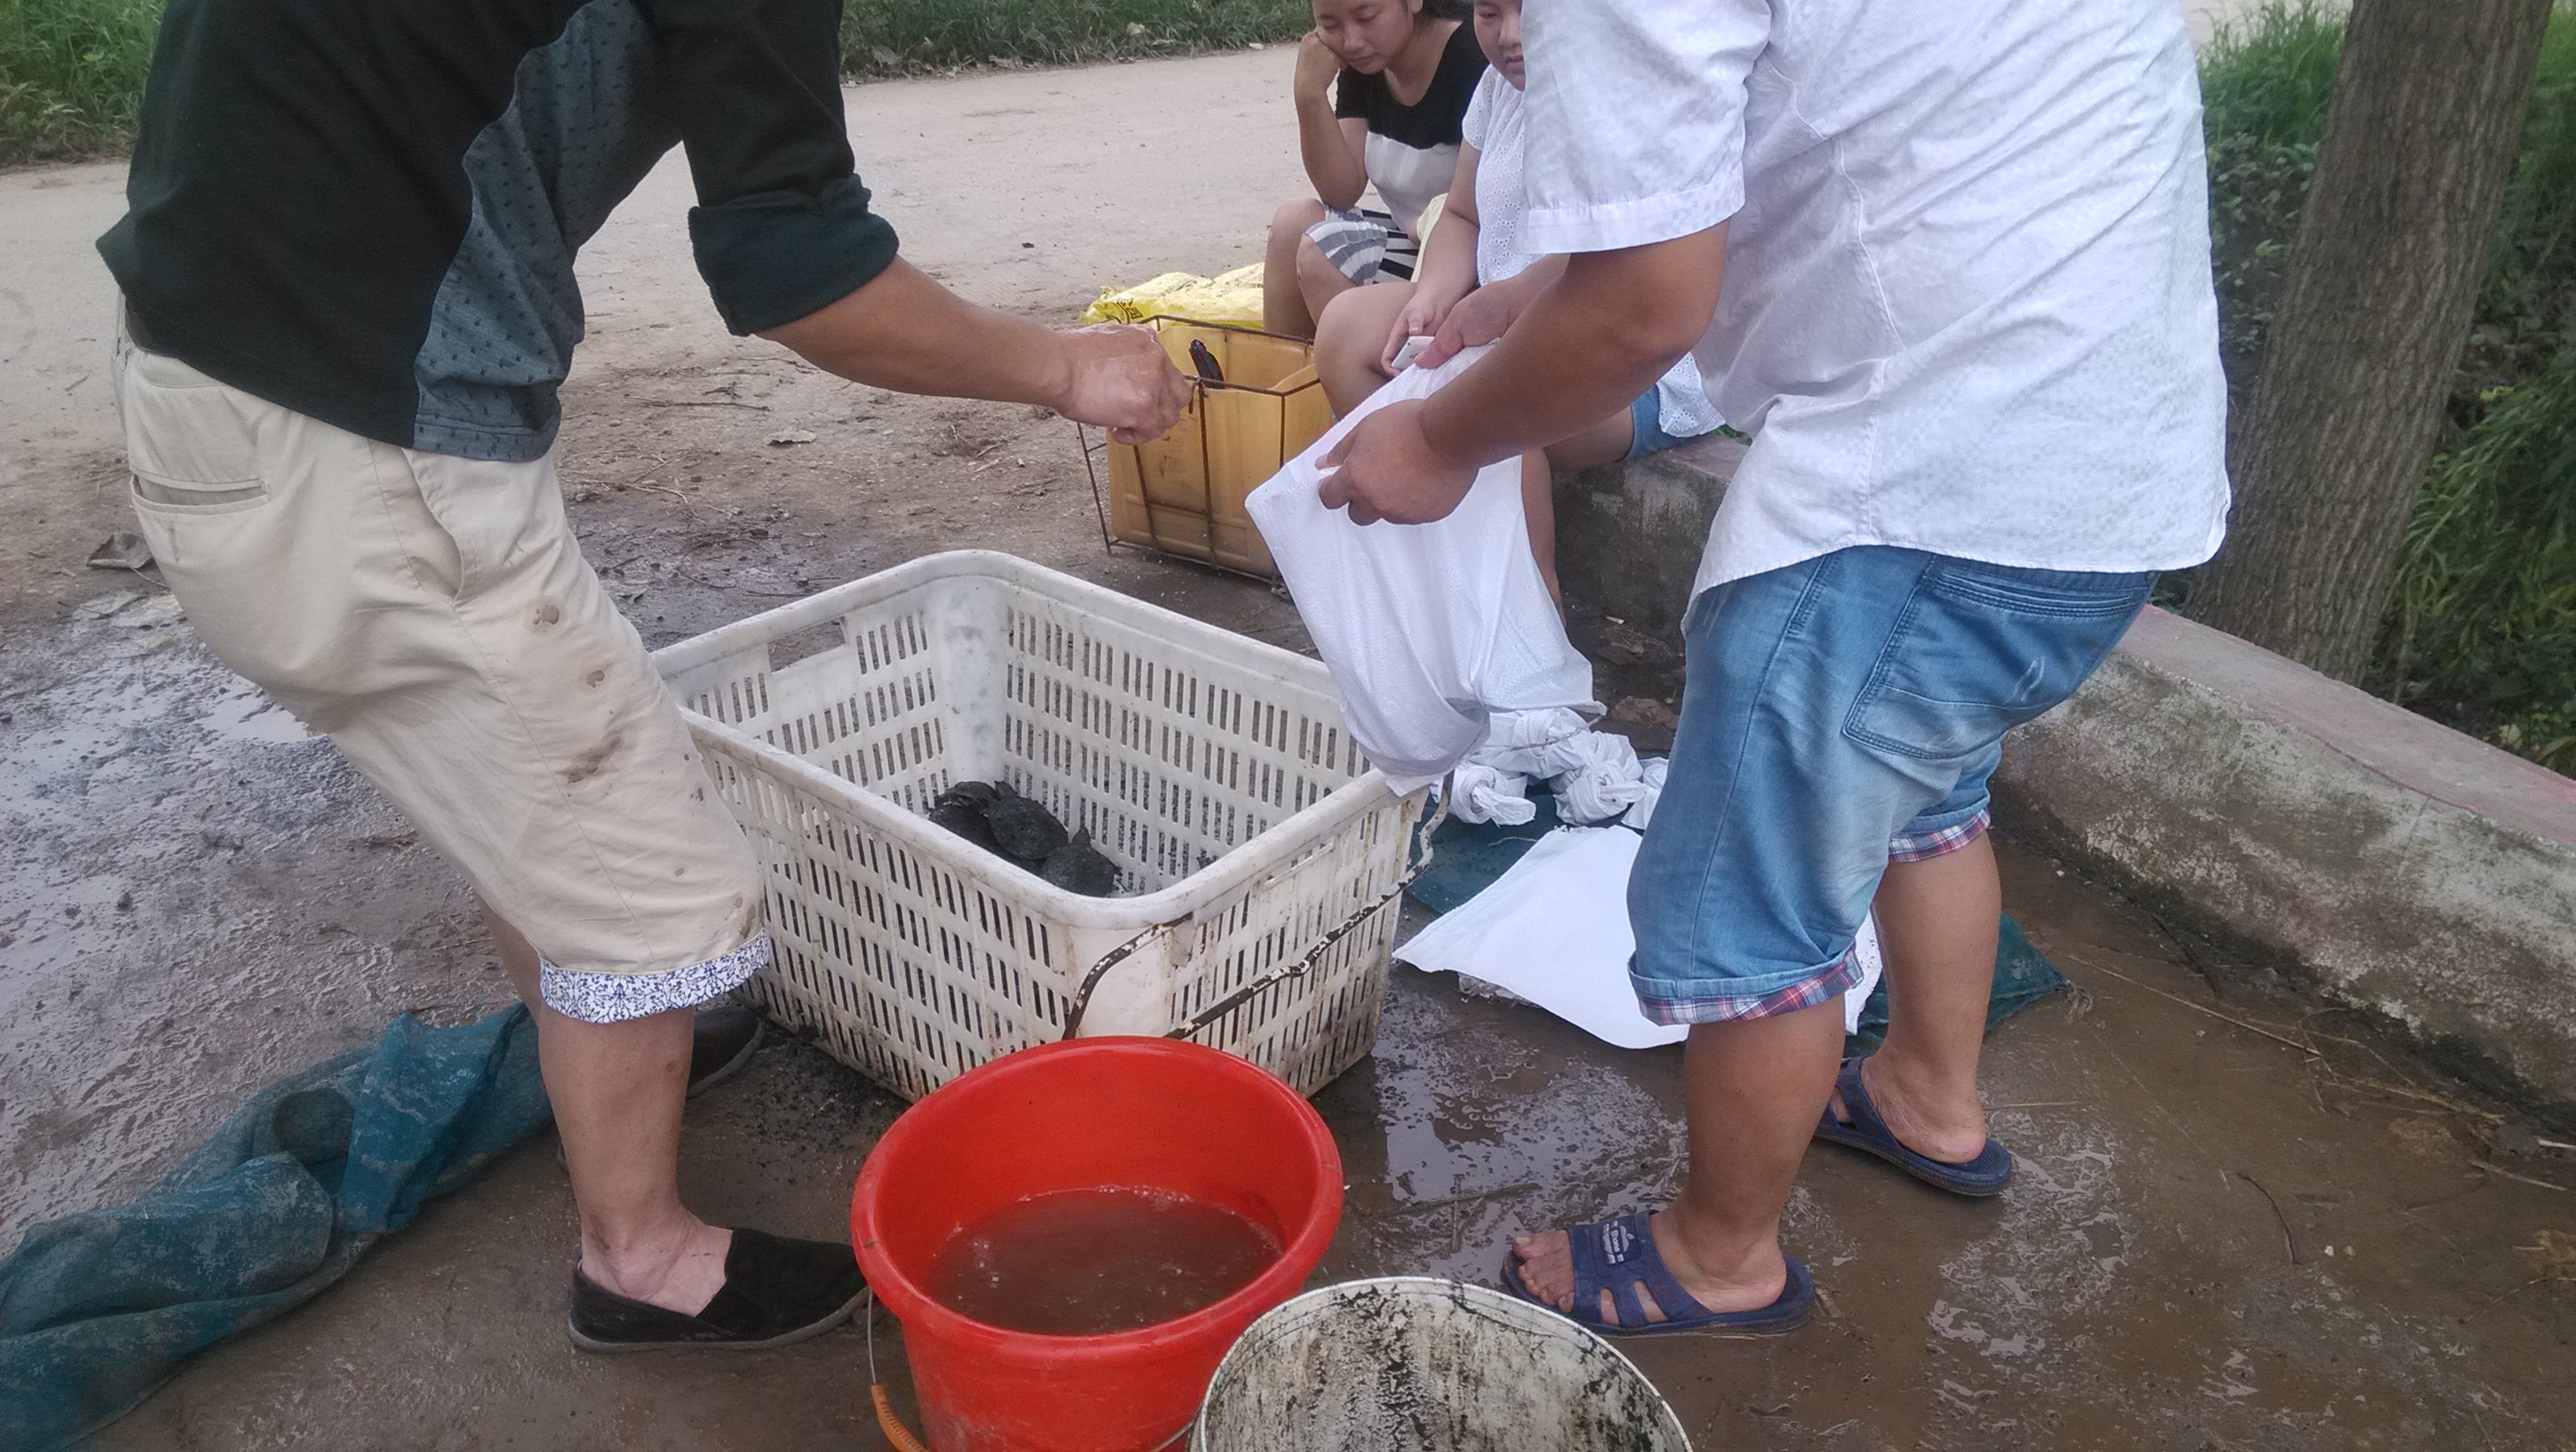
[2188,0,2552,683]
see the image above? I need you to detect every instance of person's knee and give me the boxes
[1315,286,1396,413]
[1269,196,1327,249]
[1542,409,1640,472]
[1293,234,1350,306]
[1266,201,1330,334]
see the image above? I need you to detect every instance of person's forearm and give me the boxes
[760,258,1072,409]
[1420,228,1726,469]
[1411,211,1480,311]
[1299,99,1368,211]
[1477,254,1567,315]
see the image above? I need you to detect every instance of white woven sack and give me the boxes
[1246,346,1597,793]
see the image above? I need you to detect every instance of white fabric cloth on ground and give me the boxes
[1247,346,1597,792]
[1444,707,1664,827]
[1623,758,1670,830]
[1450,761,1537,826]
[1398,825,1884,1049]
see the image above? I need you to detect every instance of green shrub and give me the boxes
[0,0,159,162]
[841,0,1305,77]
[2379,351,2576,771]
[2371,14,2576,773]
[2203,2,2576,774]
[2199,0,2342,376]
[2475,8,2576,379]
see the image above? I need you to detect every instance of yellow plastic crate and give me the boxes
[1084,317,1335,582]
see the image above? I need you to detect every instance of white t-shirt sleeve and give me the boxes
[1461,69,1501,152]
[1518,0,1768,255]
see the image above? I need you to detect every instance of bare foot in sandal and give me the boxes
[1505,1209,1808,1334]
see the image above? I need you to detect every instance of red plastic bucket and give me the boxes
[852,1037,1344,1452]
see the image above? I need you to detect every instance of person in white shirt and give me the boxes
[1309,0,1724,600]
[1319,0,2229,1335]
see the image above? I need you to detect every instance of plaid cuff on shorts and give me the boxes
[1889,808,1991,863]
[1637,947,1869,1027]
[539,933,771,1024]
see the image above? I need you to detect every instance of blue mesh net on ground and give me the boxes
[0,1006,551,1451]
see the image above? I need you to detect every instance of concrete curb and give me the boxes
[1996,608,2576,1125]
[1557,446,2576,1125]
[1552,432,1743,639]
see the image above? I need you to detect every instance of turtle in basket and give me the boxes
[928,782,1120,896]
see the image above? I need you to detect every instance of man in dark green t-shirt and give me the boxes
[101,0,1188,1351]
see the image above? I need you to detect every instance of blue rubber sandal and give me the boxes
[1499,1211,1815,1338]
[1814,1056,2014,1196]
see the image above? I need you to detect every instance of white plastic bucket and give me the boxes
[1192,1278,1691,1451]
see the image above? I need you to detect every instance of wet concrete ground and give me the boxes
[10,580,2574,1452]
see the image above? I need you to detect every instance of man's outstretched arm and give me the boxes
[642,0,1188,447]
[761,259,1192,444]
[1319,224,1726,524]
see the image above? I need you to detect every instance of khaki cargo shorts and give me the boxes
[110,328,768,1022]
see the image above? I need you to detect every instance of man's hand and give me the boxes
[762,260,1190,437]
[1316,399,1478,526]
[1294,30,1341,103]
[1050,324,1193,444]
[1417,280,1533,370]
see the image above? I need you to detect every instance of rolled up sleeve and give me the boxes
[646,0,900,334]
[1518,0,1768,256]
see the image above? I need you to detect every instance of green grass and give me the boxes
[840,0,1305,77]
[0,0,158,162]
[2381,350,2576,771]
[2477,6,2576,374]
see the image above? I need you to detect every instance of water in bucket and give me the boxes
[926,1187,1282,1336]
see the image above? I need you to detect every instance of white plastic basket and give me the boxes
[651,551,1430,1101]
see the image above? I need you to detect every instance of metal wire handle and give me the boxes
[1061,781,1441,1045]
[1166,859,1428,1044]
[1058,916,1185,1041]
[866,1290,1199,1451]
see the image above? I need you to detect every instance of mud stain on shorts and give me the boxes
[563,733,622,784]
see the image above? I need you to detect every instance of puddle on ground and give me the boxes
[198,682,313,745]
[1309,870,2576,1451]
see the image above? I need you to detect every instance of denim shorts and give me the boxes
[1625,388,1690,459]
[1627,546,2153,1025]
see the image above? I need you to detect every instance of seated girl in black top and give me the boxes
[1263,0,1485,339]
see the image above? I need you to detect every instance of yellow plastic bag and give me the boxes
[1080,264,1266,328]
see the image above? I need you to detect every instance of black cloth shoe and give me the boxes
[567,1229,866,1353]
[687,1001,763,1098]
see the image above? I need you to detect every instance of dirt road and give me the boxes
[5,42,2573,1452]
[0,47,1310,634]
